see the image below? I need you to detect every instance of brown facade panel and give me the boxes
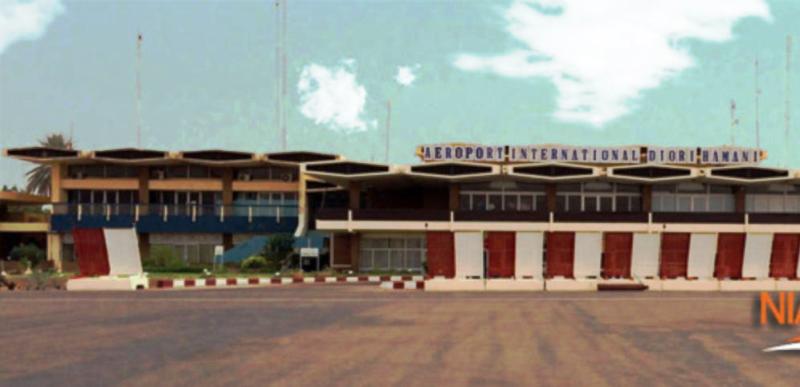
[486,231,515,278]
[770,234,800,279]
[715,233,745,279]
[602,232,633,278]
[660,233,690,278]
[333,233,352,268]
[546,232,574,278]
[426,232,455,278]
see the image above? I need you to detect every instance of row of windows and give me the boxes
[67,165,298,182]
[359,236,425,272]
[460,192,548,211]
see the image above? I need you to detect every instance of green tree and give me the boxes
[25,133,73,196]
[261,234,296,270]
[10,244,46,269]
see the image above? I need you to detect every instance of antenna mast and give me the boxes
[385,99,391,163]
[136,32,142,148]
[274,0,288,151]
[729,99,738,145]
[785,35,793,166]
[755,57,761,149]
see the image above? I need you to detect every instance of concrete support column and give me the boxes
[349,233,360,269]
[734,186,746,213]
[545,183,557,212]
[223,233,233,252]
[641,184,652,212]
[46,233,62,273]
[222,168,233,206]
[348,182,361,210]
[50,163,65,202]
[448,184,460,211]
[138,233,150,261]
[138,167,150,205]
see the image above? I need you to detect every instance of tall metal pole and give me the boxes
[385,99,392,163]
[755,57,761,149]
[785,35,793,166]
[136,32,142,148]
[729,99,737,146]
[281,0,288,151]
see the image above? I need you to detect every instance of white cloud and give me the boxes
[297,60,370,132]
[454,0,771,127]
[0,0,64,55]
[395,64,420,86]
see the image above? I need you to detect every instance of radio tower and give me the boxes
[136,32,143,148]
[729,99,738,145]
[785,35,793,166]
[274,0,288,151]
[385,99,391,163]
[754,57,761,149]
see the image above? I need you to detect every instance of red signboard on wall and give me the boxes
[603,232,633,278]
[73,228,110,277]
[770,234,800,279]
[486,232,515,278]
[660,233,690,278]
[426,232,455,278]
[546,232,574,278]
[715,233,745,279]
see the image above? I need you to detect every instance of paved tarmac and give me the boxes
[1,285,798,386]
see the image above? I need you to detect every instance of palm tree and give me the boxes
[25,133,73,196]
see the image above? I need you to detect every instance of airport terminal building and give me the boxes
[4,143,800,287]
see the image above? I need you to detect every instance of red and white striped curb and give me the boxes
[152,275,424,289]
[379,280,426,290]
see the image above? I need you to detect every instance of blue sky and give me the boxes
[0,0,798,187]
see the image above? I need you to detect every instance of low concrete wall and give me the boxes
[775,279,800,291]
[66,275,149,291]
[719,279,777,291]
[545,279,598,291]
[485,279,544,291]
[425,279,485,291]
[660,279,719,291]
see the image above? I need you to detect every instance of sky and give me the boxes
[0,0,798,187]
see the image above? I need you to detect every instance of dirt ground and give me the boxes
[1,285,798,386]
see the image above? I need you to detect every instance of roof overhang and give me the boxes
[507,162,600,182]
[3,147,83,163]
[303,160,397,185]
[607,164,699,183]
[0,191,50,205]
[702,165,794,185]
[404,161,500,182]
[266,151,340,163]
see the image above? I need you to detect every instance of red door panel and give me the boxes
[426,232,455,278]
[770,234,800,279]
[333,234,352,268]
[73,228,110,277]
[546,232,574,278]
[603,232,633,278]
[715,233,745,279]
[660,233,690,278]
[486,232,515,278]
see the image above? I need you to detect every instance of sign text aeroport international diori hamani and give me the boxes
[417,144,765,165]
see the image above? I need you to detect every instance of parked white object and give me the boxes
[515,232,543,279]
[573,232,602,278]
[742,233,773,279]
[688,233,717,279]
[455,232,483,279]
[631,233,660,278]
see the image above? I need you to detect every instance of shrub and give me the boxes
[241,256,268,271]
[261,234,296,270]
[10,244,45,269]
